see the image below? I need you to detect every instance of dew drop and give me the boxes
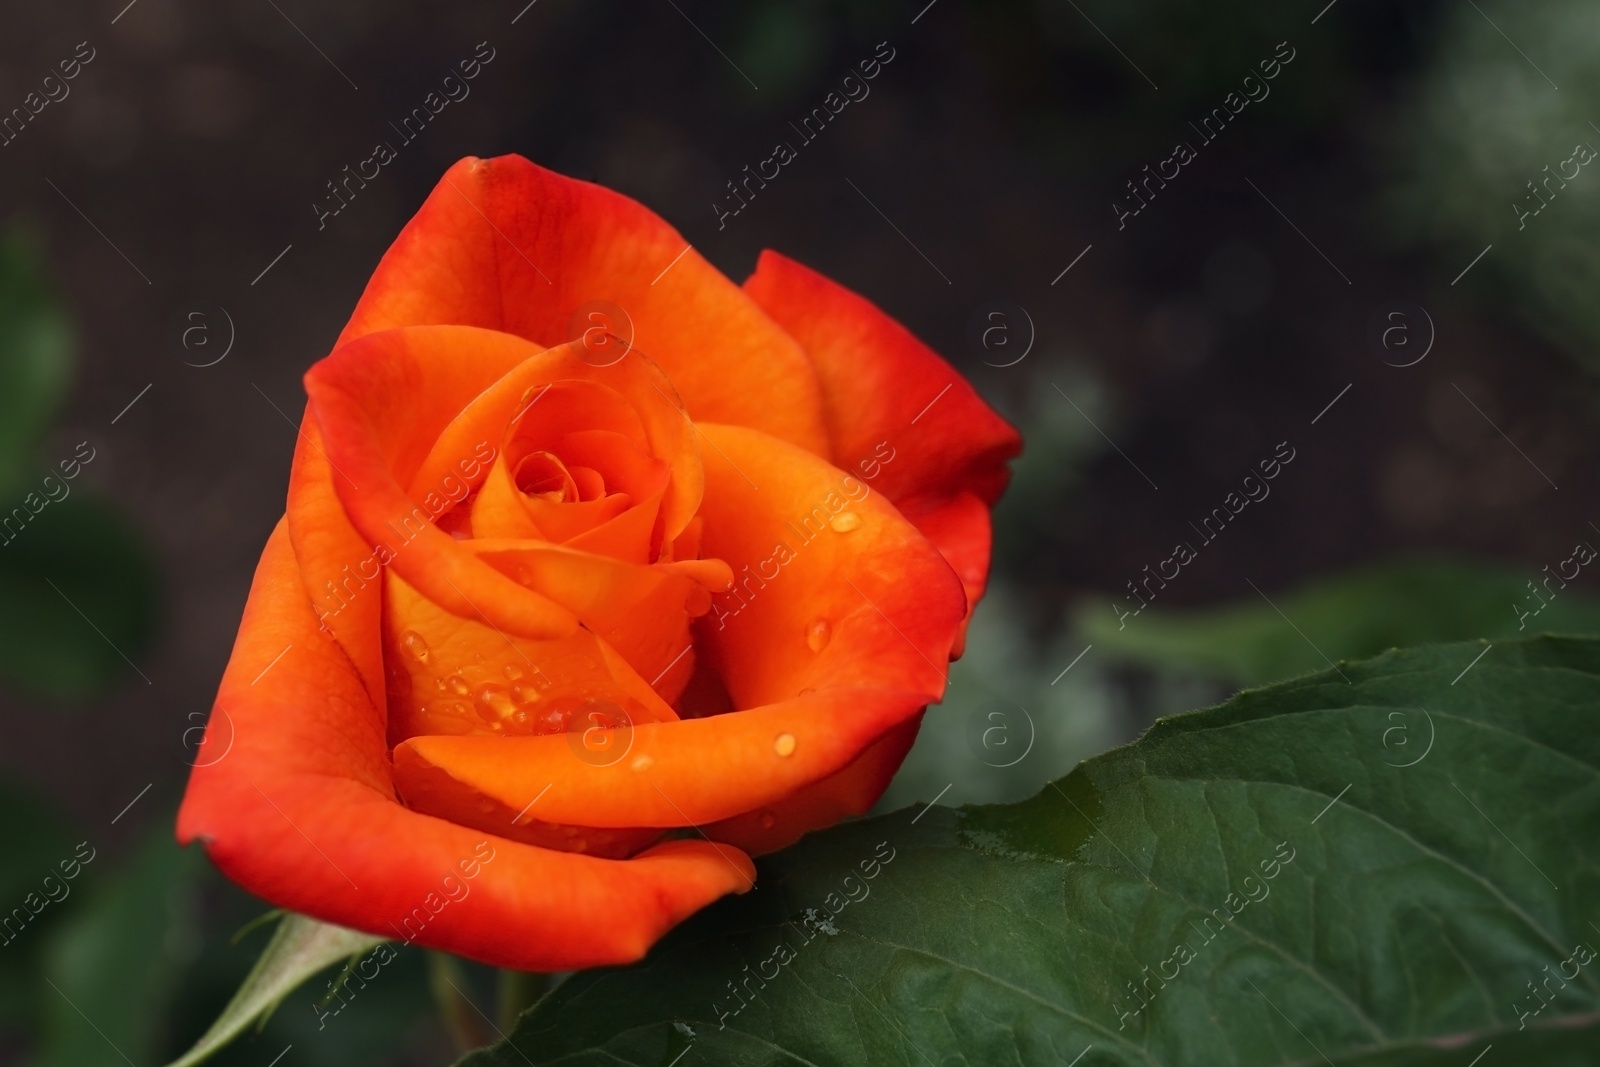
[829,511,861,533]
[504,664,524,681]
[447,674,471,696]
[401,631,430,662]
[423,700,472,722]
[774,732,797,757]
[805,618,832,652]
[631,754,655,772]
[475,683,517,721]
[759,810,776,829]
[512,684,542,705]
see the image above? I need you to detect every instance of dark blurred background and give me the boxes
[3,0,1599,1063]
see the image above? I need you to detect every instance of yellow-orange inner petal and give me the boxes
[382,569,680,748]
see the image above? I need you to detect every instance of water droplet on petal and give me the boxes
[829,511,861,533]
[447,674,471,696]
[774,732,797,757]
[443,699,473,717]
[504,664,524,681]
[401,631,430,662]
[759,810,776,829]
[806,618,832,652]
[631,754,654,772]
[512,684,541,705]
[475,683,517,721]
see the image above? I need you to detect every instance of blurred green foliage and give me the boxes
[1387,0,1600,370]
[0,230,73,494]
[1080,554,1600,686]
[880,579,1222,813]
[34,831,203,1067]
[3,803,455,1067]
[989,361,1102,584]
[0,224,159,702]
[0,495,161,702]
[0,783,75,1041]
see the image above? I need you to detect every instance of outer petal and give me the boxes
[286,414,387,708]
[704,715,923,855]
[392,688,931,830]
[176,520,753,971]
[694,423,965,708]
[336,154,830,455]
[898,490,994,656]
[743,251,1021,625]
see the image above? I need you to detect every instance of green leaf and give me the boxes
[0,493,161,702]
[1078,555,1600,686]
[161,913,385,1067]
[0,225,72,492]
[459,635,1600,1066]
[34,828,203,1067]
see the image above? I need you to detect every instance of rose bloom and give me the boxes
[178,156,1018,970]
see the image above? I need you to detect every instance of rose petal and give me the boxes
[176,520,753,971]
[304,326,574,639]
[285,413,387,707]
[470,450,563,540]
[743,251,1020,629]
[465,540,716,694]
[703,715,923,854]
[337,154,830,455]
[401,335,701,541]
[382,567,680,747]
[897,490,994,658]
[693,423,966,708]
[470,443,648,547]
[392,687,931,830]
[392,750,666,858]
[306,327,706,640]
[390,424,966,837]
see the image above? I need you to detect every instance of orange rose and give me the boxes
[177,155,1018,970]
